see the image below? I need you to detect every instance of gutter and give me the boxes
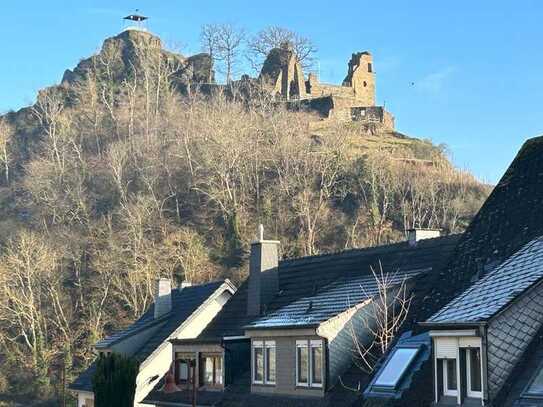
[419,320,487,329]
[244,322,320,331]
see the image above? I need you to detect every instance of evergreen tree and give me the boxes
[92,353,139,407]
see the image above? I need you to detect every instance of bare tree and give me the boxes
[200,24,220,61]
[201,24,245,84]
[349,263,413,373]
[247,26,317,71]
[0,117,13,184]
[0,231,70,381]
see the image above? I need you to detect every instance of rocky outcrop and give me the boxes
[61,29,214,87]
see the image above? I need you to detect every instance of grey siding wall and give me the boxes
[328,307,373,389]
[487,281,543,399]
[251,336,324,397]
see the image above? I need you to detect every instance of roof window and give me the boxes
[374,347,420,389]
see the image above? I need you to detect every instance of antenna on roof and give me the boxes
[258,224,264,241]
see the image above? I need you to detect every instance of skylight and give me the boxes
[374,347,420,388]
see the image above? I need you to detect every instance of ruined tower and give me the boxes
[258,43,307,101]
[342,52,375,106]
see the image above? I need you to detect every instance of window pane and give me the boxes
[528,366,543,394]
[205,357,214,384]
[298,346,309,384]
[311,346,322,385]
[447,360,457,390]
[470,349,481,392]
[374,348,419,387]
[179,361,189,381]
[266,347,276,383]
[215,356,223,385]
[254,347,264,382]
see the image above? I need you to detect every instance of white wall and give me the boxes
[176,291,231,340]
[77,391,94,407]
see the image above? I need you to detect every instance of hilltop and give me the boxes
[0,28,490,405]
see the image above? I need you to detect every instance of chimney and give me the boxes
[154,278,172,319]
[247,225,280,317]
[407,228,441,247]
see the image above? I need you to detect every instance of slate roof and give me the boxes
[419,135,543,322]
[498,323,543,406]
[247,235,460,330]
[69,281,228,392]
[197,281,251,340]
[247,268,426,329]
[426,236,543,324]
[68,361,97,392]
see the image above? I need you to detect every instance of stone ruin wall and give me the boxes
[306,73,356,99]
[286,96,394,130]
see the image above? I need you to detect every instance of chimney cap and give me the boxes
[407,228,441,246]
[252,224,280,245]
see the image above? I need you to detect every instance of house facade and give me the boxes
[69,279,236,407]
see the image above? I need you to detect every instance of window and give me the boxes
[443,359,458,397]
[174,353,194,385]
[297,340,323,388]
[311,341,323,387]
[253,340,275,385]
[432,334,483,402]
[368,63,373,73]
[466,348,482,397]
[374,347,420,388]
[177,360,189,383]
[265,342,276,384]
[202,355,222,386]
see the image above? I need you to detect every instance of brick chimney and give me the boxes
[154,278,172,319]
[247,225,280,317]
[407,228,441,247]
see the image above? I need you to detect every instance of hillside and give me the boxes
[0,29,490,405]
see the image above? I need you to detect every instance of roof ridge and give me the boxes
[280,234,461,265]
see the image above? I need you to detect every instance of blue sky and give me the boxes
[1,0,542,183]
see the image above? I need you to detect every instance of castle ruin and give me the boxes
[257,46,394,129]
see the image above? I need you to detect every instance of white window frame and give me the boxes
[252,340,264,384]
[310,340,323,388]
[296,340,309,387]
[466,347,483,399]
[296,339,323,388]
[432,333,483,404]
[443,359,458,397]
[252,340,276,385]
[264,341,276,385]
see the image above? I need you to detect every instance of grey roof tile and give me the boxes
[247,235,460,329]
[427,236,543,324]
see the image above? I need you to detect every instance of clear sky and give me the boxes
[1,0,542,183]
